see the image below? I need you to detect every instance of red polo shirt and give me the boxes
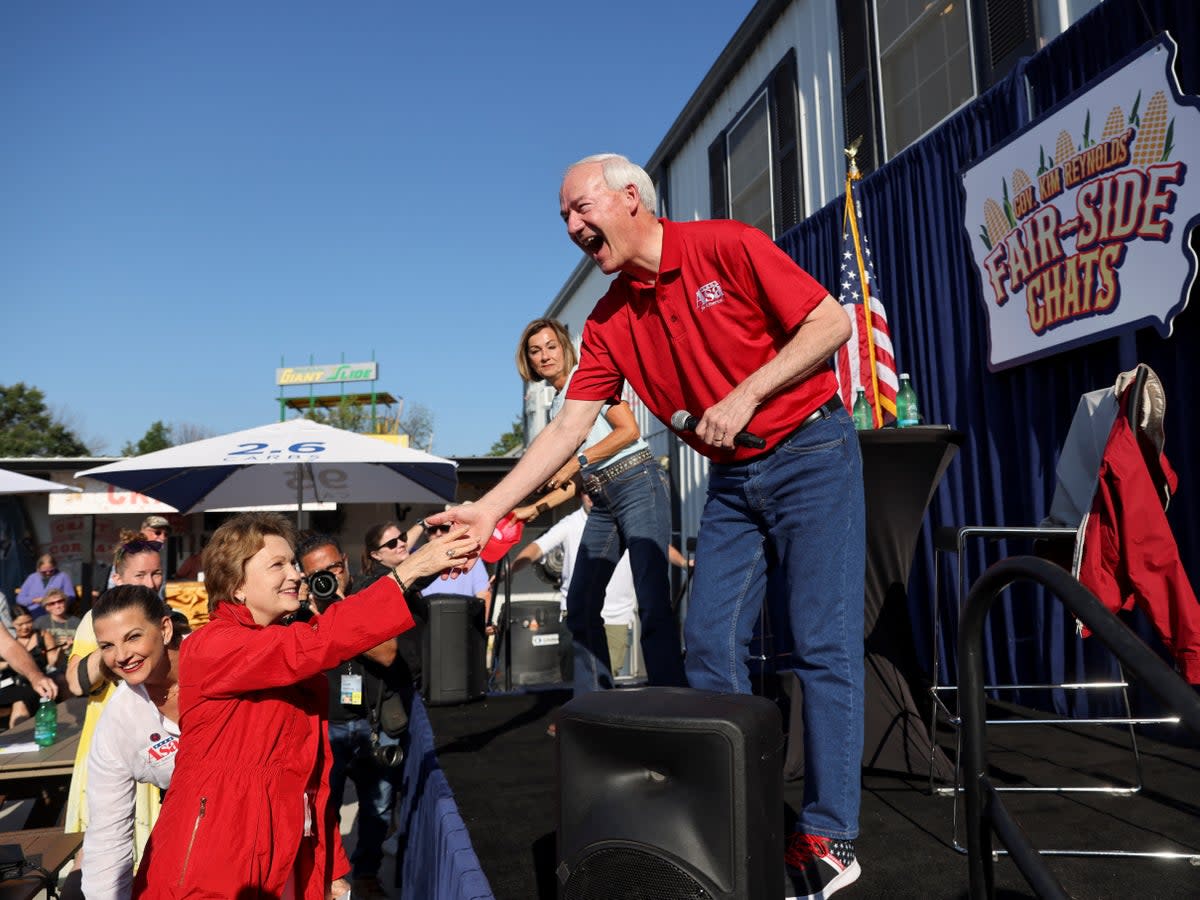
[567,218,837,462]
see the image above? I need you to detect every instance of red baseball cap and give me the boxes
[481,512,524,563]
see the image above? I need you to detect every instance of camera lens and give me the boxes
[374,743,403,768]
[307,570,340,603]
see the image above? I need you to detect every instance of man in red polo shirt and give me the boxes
[430,153,866,900]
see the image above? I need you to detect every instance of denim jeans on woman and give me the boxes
[684,405,866,840]
[564,458,687,692]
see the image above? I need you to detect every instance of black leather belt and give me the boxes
[582,448,653,495]
[795,397,840,432]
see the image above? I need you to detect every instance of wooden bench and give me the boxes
[0,828,82,900]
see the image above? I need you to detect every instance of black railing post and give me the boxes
[497,554,514,693]
[957,555,1200,899]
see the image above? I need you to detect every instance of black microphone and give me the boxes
[670,410,766,450]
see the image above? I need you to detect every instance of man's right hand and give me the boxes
[31,672,58,700]
[424,505,501,573]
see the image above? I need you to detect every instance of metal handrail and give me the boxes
[959,556,1200,898]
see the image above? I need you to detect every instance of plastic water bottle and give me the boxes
[852,388,873,430]
[896,373,921,427]
[34,697,57,747]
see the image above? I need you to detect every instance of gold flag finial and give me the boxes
[845,135,864,181]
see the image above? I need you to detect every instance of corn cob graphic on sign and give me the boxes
[961,36,1199,371]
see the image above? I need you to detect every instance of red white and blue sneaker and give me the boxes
[784,832,861,900]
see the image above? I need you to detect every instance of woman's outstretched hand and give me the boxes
[424,505,500,576]
[395,524,480,583]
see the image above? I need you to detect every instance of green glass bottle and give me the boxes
[852,388,873,430]
[34,697,57,747]
[896,373,921,427]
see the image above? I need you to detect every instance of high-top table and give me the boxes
[782,425,964,778]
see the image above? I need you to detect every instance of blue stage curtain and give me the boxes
[776,0,1199,718]
[395,695,494,900]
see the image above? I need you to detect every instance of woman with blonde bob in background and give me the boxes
[512,317,685,694]
[133,511,478,899]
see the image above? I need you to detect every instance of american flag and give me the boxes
[835,177,897,427]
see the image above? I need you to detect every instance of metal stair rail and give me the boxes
[959,556,1200,899]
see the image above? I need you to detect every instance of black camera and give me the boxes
[347,733,405,772]
[305,569,341,604]
[371,738,404,769]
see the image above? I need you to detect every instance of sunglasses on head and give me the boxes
[120,539,164,556]
[375,536,406,552]
[113,540,164,566]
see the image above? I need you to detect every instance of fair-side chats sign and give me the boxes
[961,35,1199,371]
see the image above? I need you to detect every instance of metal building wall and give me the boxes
[663,1,844,225]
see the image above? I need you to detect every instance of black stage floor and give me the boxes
[427,688,1200,900]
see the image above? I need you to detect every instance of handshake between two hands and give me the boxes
[424,505,525,572]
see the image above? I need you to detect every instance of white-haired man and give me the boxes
[430,153,865,899]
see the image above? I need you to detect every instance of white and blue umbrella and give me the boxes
[0,468,80,495]
[76,419,457,515]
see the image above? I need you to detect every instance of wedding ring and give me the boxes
[446,549,456,558]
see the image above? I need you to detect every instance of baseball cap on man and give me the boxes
[141,515,171,531]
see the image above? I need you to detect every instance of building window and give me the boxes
[876,0,975,156]
[727,93,774,233]
[708,51,802,238]
[838,0,1037,167]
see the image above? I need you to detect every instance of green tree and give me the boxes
[302,397,371,432]
[0,383,90,457]
[122,420,172,456]
[488,417,525,456]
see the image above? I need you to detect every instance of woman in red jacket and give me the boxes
[132,511,478,899]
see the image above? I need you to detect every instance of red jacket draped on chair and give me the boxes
[1077,395,1200,685]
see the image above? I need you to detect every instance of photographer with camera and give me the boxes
[298,532,402,900]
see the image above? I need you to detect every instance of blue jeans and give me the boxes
[327,717,399,878]
[684,405,866,839]
[565,458,687,692]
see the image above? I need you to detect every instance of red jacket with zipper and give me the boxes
[133,575,414,898]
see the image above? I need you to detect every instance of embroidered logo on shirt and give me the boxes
[695,280,726,310]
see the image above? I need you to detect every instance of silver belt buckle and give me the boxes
[583,473,602,494]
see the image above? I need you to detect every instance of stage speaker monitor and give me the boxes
[421,594,487,706]
[557,687,783,900]
[507,599,562,686]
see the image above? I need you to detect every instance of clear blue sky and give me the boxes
[1,1,755,458]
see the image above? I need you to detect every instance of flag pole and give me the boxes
[844,146,884,427]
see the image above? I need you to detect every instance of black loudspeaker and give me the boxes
[557,687,783,900]
[421,594,487,706]
[505,599,562,686]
